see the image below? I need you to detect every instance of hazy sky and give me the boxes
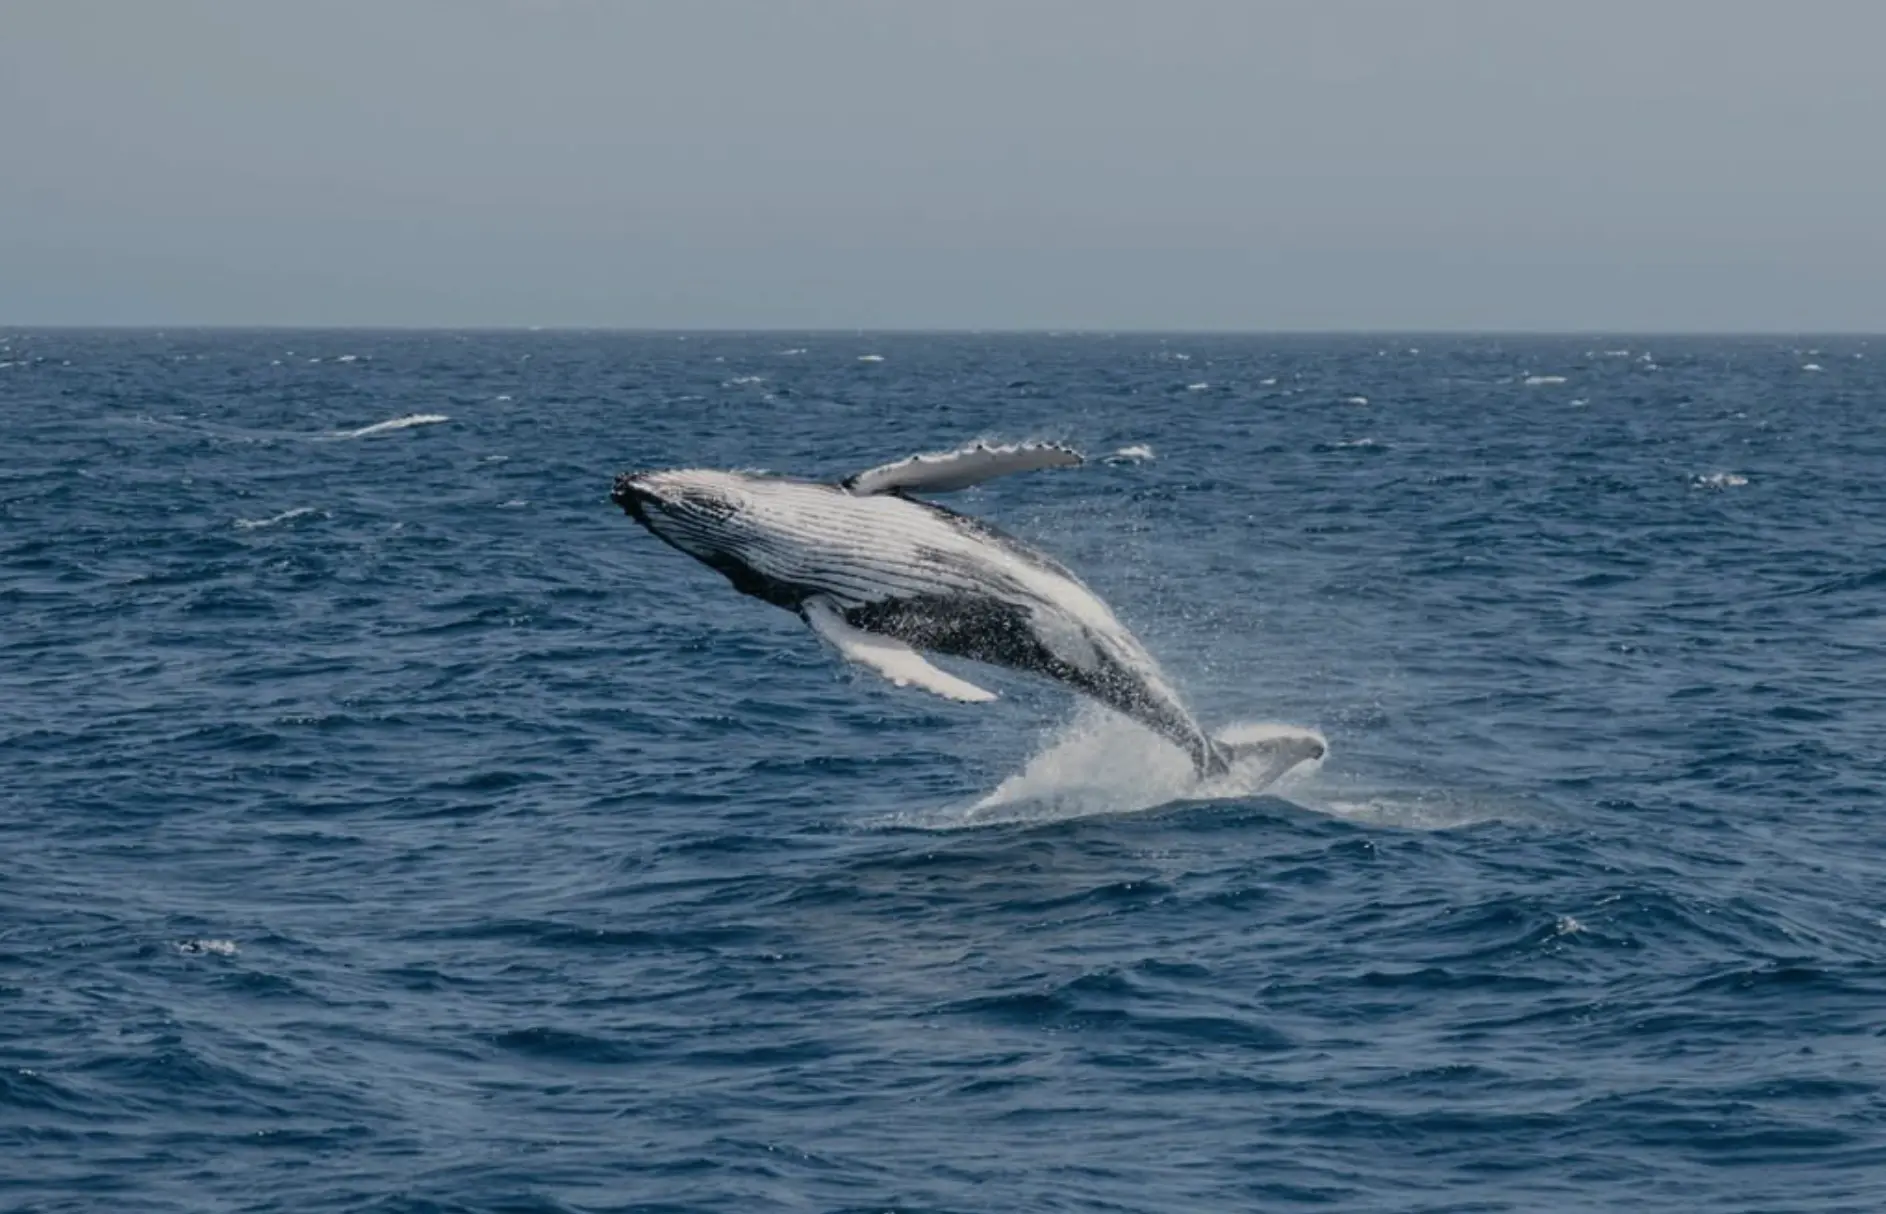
[4,1,1883,329]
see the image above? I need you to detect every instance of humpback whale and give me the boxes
[612,441,1324,782]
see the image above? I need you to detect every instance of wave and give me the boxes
[1524,375,1568,386]
[328,413,449,439]
[234,507,325,530]
[176,938,239,956]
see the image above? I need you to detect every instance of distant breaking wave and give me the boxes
[328,413,449,439]
[235,507,325,530]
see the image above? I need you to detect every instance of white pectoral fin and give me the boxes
[843,440,1083,496]
[802,598,998,703]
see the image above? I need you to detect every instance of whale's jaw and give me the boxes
[611,472,658,525]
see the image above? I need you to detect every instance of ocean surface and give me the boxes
[4,330,1885,1212]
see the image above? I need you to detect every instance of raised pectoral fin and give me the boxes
[802,598,998,703]
[843,441,1083,496]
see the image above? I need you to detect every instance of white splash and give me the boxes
[1695,472,1749,489]
[330,413,448,439]
[176,938,238,956]
[1802,363,1824,372]
[1300,783,1532,831]
[336,353,359,363]
[1186,382,1210,391]
[1107,444,1156,463]
[235,506,324,530]
[1524,374,1568,386]
[895,708,1327,829]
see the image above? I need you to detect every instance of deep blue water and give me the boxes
[4,330,1886,1212]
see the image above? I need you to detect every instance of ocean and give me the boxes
[3,330,1884,1212]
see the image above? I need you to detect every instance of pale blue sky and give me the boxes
[3,0,1882,329]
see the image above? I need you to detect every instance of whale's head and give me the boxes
[612,469,754,557]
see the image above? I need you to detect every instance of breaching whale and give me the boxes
[612,441,1324,783]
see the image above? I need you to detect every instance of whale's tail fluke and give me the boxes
[1201,724,1326,785]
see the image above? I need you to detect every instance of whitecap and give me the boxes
[329,413,448,439]
[857,354,885,363]
[726,375,765,385]
[778,348,807,355]
[1694,472,1749,489]
[494,394,513,402]
[1524,374,1567,386]
[1106,444,1156,463]
[336,354,359,363]
[1343,395,1369,405]
[1186,382,1209,392]
[1802,363,1824,372]
[235,507,325,530]
[176,939,238,956]
[1259,377,1278,386]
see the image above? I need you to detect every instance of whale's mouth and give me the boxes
[612,473,657,523]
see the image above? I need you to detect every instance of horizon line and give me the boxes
[3,324,1881,338]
